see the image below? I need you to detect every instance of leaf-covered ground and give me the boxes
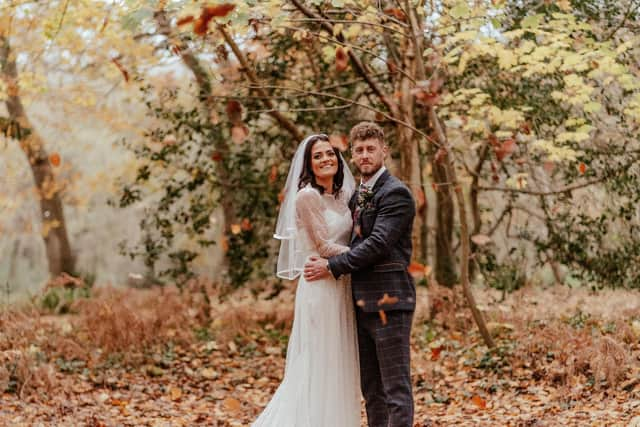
[2,283,640,426]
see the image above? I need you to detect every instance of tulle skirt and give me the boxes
[252,275,361,427]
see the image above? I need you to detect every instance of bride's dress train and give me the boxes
[253,187,360,427]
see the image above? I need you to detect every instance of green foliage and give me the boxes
[40,285,91,314]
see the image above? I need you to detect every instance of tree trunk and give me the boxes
[428,107,494,349]
[431,158,456,286]
[0,36,75,277]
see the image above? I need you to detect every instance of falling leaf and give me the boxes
[578,162,587,175]
[277,189,285,204]
[383,8,406,21]
[415,188,426,214]
[194,4,235,36]
[471,395,487,409]
[169,387,182,401]
[230,224,242,235]
[356,299,365,308]
[431,182,439,192]
[177,15,195,26]
[225,100,243,124]
[49,152,61,167]
[335,47,349,72]
[431,346,442,361]
[377,293,399,306]
[495,139,516,161]
[471,234,492,246]
[231,125,249,144]
[241,218,252,231]
[223,397,241,412]
[378,310,388,325]
[408,261,430,279]
[269,165,278,184]
[387,60,397,74]
[111,58,129,82]
[211,151,223,162]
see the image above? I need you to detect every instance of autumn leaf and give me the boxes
[471,395,487,409]
[223,397,241,412]
[383,8,407,21]
[578,162,587,175]
[169,387,182,401]
[335,47,349,72]
[431,346,443,361]
[356,299,365,308]
[231,125,249,144]
[221,236,229,252]
[377,293,399,306]
[408,261,430,279]
[386,60,398,74]
[49,152,61,167]
[241,218,252,231]
[194,4,235,36]
[177,15,195,26]
[495,139,516,161]
[269,165,278,184]
[230,224,242,235]
[225,100,243,124]
[415,188,426,214]
[378,310,388,326]
[211,151,223,162]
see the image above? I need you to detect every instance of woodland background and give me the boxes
[1,0,640,425]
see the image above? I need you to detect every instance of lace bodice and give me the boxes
[295,186,352,258]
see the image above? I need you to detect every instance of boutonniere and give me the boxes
[356,186,375,210]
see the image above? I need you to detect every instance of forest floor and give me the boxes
[1,280,640,426]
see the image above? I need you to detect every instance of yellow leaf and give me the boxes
[230,224,242,235]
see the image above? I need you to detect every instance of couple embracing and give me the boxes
[253,122,417,427]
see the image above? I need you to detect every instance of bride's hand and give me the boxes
[304,256,331,281]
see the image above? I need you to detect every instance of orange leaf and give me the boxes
[378,310,388,326]
[230,224,242,235]
[193,17,208,36]
[194,4,235,36]
[49,152,61,167]
[223,397,241,412]
[408,261,429,279]
[335,47,349,72]
[231,125,249,144]
[241,218,252,231]
[386,60,397,74]
[356,299,366,308]
[269,165,278,184]
[415,188,426,214]
[211,151,223,162]
[177,15,195,26]
[226,100,243,124]
[277,190,285,204]
[471,395,487,409]
[221,236,229,252]
[203,4,235,18]
[495,138,516,161]
[430,346,442,361]
[377,293,399,307]
[383,8,407,21]
[169,387,182,401]
[578,162,587,175]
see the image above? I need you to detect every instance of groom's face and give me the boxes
[351,138,387,178]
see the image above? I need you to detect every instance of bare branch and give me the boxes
[477,177,605,196]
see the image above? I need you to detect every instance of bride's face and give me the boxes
[310,140,339,180]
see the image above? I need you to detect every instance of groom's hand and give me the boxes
[304,256,331,281]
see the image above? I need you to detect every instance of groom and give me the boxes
[304,121,416,427]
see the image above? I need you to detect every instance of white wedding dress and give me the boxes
[253,186,361,427]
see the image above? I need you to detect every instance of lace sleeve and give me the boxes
[296,188,350,258]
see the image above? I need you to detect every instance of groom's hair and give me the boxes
[349,121,385,145]
[298,134,345,198]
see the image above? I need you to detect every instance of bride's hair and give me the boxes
[298,134,344,197]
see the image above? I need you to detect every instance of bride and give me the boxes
[253,134,361,426]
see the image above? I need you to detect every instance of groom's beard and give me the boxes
[358,163,383,180]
